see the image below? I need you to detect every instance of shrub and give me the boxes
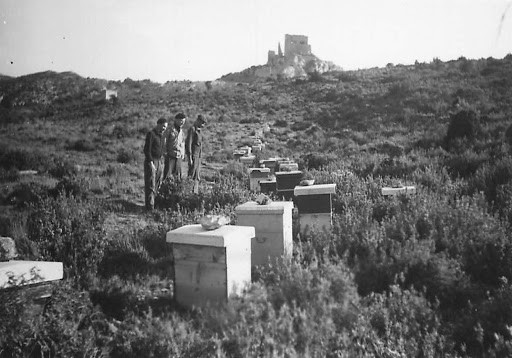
[0,146,51,172]
[0,280,102,357]
[445,109,481,144]
[26,194,107,288]
[274,118,288,127]
[48,158,78,178]
[157,175,251,212]
[300,152,336,170]
[117,148,138,164]
[66,139,96,152]
[290,121,311,131]
[219,162,247,180]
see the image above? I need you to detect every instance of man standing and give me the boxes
[164,113,186,182]
[144,117,168,211]
[185,115,206,192]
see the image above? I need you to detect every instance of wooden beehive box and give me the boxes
[294,183,336,232]
[166,225,254,308]
[381,186,416,196]
[249,167,271,191]
[275,170,302,200]
[259,179,277,194]
[235,201,294,267]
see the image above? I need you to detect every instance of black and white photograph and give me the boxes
[1,0,512,356]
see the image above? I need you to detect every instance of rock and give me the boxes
[0,237,17,261]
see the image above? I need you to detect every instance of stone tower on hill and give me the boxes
[221,34,341,82]
[284,34,311,57]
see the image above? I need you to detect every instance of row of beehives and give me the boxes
[166,191,335,308]
[250,161,417,198]
[233,136,264,163]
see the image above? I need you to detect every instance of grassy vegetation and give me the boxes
[1,56,512,356]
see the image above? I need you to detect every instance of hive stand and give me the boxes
[235,201,294,267]
[249,167,271,192]
[294,183,336,232]
[166,225,254,308]
[381,186,416,196]
[275,170,303,200]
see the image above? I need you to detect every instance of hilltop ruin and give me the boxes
[220,34,340,82]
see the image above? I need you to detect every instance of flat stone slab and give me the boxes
[381,186,416,196]
[0,260,64,288]
[294,183,336,196]
[235,201,294,215]
[167,224,255,247]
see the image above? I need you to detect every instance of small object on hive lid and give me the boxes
[255,193,272,205]
[300,179,315,186]
[199,215,230,230]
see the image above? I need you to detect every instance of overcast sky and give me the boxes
[1,0,512,82]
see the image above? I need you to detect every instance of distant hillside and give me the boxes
[0,71,110,108]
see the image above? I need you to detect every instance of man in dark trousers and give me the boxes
[163,113,186,182]
[144,117,168,211]
[185,114,206,193]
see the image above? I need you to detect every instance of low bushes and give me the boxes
[26,194,107,288]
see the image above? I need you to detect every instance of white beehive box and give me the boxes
[239,146,252,155]
[0,260,63,289]
[166,224,254,308]
[278,162,299,172]
[294,183,336,232]
[240,155,256,166]
[249,168,271,191]
[381,186,416,196]
[235,201,294,267]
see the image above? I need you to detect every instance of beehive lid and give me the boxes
[294,183,336,196]
[235,201,294,215]
[249,167,271,174]
[275,170,302,176]
[166,224,255,247]
[0,260,63,288]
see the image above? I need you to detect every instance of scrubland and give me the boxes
[1,56,512,356]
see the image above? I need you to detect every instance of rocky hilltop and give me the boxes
[221,34,341,82]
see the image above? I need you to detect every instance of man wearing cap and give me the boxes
[144,117,168,211]
[164,113,186,182]
[185,115,206,186]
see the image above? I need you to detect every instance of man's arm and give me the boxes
[144,131,154,162]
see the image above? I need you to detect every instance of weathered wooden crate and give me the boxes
[381,186,416,196]
[275,170,302,199]
[166,225,253,308]
[249,168,271,191]
[294,184,336,232]
[235,201,294,267]
[251,144,263,153]
[278,162,299,172]
[1,260,64,315]
[240,155,256,166]
[1,260,64,288]
[239,146,252,155]
[233,150,245,160]
[260,157,289,175]
[259,179,277,194]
